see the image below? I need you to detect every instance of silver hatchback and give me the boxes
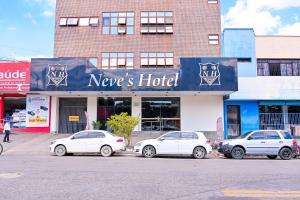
[218,130,297,160]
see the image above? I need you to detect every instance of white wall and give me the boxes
[230,77,300,100]
[181,95,223,132]
[87,96,97,129]
[132,96,141,131]
[50,96,58,133]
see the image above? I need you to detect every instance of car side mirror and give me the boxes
[247,137,252,140]
[71,137,75,140]
[159,137,165,141]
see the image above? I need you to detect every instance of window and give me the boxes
[101,53,134,69]
[257,59,300,76]
[140,12,173,34]
[60,17,99,27]
[237,58,252,63]
[162,132,180,140]
[67,18,78,26]
[142,97,180,131]
[281,131,293,139]
[208,34,219,45]
[59,18,67,26]
[141,52,174,68]
[102,12,134,35]
[88,132,105,138]
[227,105,241,138]
[265,131,281,140]
[249,132,265,140]
[208,0,218,3]
[73,132,89,139]
[181,132,198,140]
[97,97,132,129]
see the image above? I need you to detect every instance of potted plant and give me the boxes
[92,121,102,130]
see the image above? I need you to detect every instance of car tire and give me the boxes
[231,146,245,159]
[55,145,67,157]
[224,153,232,159]
[193,146,206,159]
[0,144,3,155]
[100,145,113,157]
[267,155,277,159]
[142,145,156,158]
[279,147,293,160]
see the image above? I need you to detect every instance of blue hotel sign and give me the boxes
[30,58,238,92]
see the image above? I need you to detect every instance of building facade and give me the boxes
[30,0,239,136]
[223,29,300,138]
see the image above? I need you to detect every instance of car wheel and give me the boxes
[267,155,277,159]
[0,144,3,155]
[100,145,113,157]
[142,145,156,158]
[231,146,245,159]
[193,146,206,159]
[55,145,67,157]
[279,147,293,160]
[224,153,232,159]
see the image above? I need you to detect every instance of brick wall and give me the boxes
[54,0,221,68]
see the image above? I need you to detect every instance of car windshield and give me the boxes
[237,131,253,139]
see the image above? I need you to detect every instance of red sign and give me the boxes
[0,62,30,91]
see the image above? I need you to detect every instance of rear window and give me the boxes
[281,131,293,139]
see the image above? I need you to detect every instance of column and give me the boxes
[132,96,141,131]
[87,96,97,130]
[50,96,59,133]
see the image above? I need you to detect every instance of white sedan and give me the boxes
[134,131,212,159]
[50,130,125,157]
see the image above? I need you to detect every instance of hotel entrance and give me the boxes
[58,98,87,133]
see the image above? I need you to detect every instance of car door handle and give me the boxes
[261,141,266,144]
[279,141,283,144]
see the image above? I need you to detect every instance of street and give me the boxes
[1,137,300,200]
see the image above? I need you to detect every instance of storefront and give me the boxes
[0,62,50,133]
[30,58,238,136]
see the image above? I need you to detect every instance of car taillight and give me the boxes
[116,139,124,143]
[292,139,297,147]
[206,139,211,144]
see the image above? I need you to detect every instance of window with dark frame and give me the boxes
[140,52,174,68]
[257,59,300,76]
[140,11,173,34]
[102,12,134,35]
[101,52,134,69]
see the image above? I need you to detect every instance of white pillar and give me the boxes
[50,96,59,133]
[87,96,97,129]
[132,96,141,131]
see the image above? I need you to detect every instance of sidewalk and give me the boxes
[0,133,67,156]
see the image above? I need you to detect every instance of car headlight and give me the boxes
[135,142,143,147]
[50,141,56,145]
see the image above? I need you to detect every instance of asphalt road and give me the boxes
[1,153,300,200]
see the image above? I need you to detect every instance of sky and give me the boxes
[0,0,300,61]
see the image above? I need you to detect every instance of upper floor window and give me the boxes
[208,0,218,4]
[208,34,219,45]
[101,52,134,69]
[140,12,173,34]
[140,52,174,68]
[257,59,300,76]
[102,12,134,35]
[59,17,99,27]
